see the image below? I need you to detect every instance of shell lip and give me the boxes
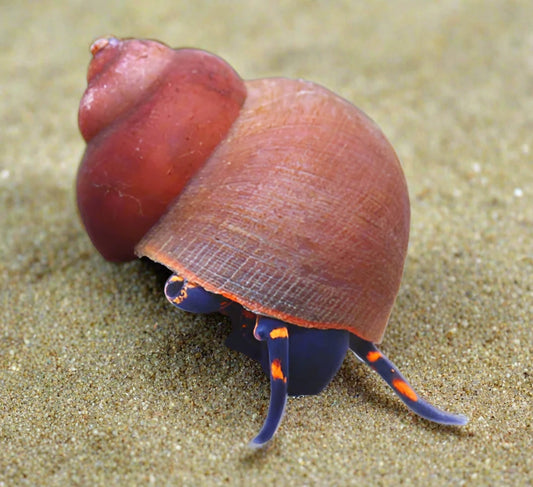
[134,244,388,344]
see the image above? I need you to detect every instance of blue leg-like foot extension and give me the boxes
[166,275,263,363]
[165,274,225,313]
[350,334,468,425]
[249,316,289,448]
[165,274,288,445]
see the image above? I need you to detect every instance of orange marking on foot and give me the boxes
[169,275,183,283]
[172,288,188,304]
[392,378,418,402]
[269,327,289,340]
[366,350,382,362]
[171,282,196,305]
[271,359,287,383]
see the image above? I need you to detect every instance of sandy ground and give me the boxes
[1,1,531,485]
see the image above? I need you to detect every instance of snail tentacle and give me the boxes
[250,317,289,448]
[350,335,468,425]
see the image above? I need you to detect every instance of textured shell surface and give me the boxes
[137,78,410,343]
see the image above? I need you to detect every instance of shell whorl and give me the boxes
[76,38,246,261]
[136,78,410,343]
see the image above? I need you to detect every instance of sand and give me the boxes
[1,1,531,485]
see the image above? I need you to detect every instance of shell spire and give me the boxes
[77,37,246,261]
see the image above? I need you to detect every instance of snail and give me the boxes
[76,37,468,447]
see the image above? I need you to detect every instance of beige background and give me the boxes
[1,0,531,485]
